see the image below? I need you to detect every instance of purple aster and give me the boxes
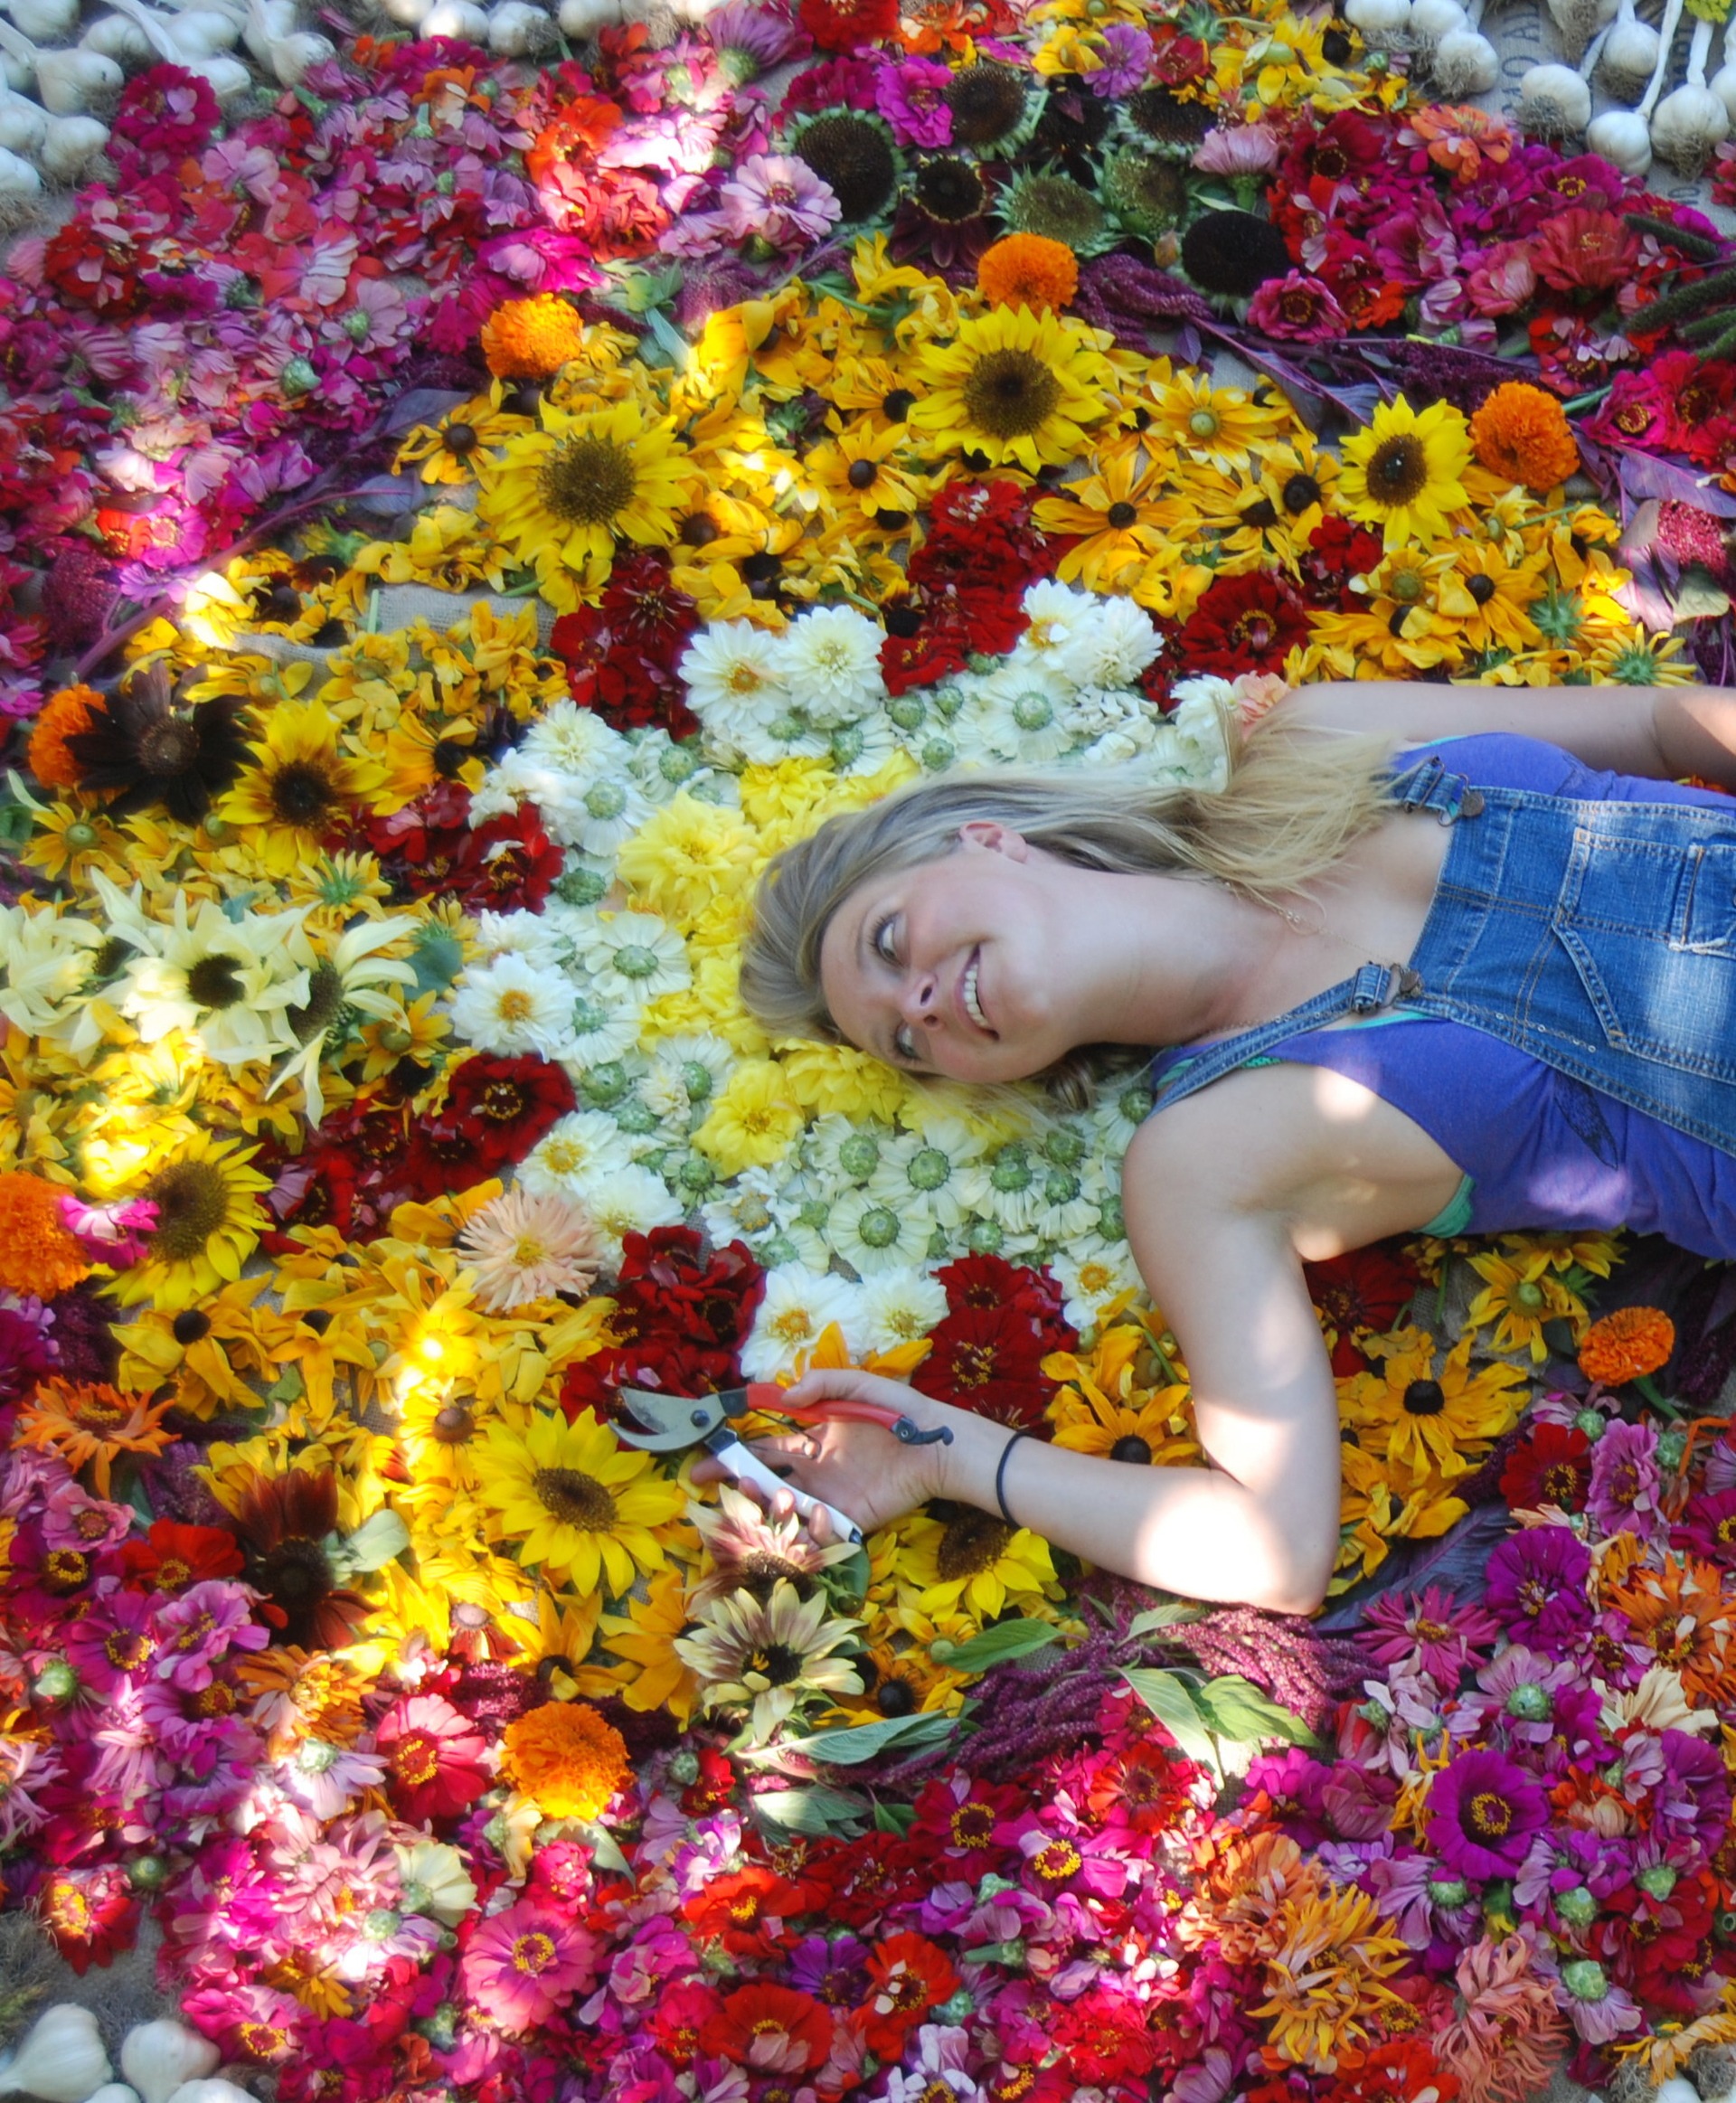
[1587,1419,1664,1538]
[1429,1749,1550,1880]
[717,154,841,247]
[1485,1527,1593,1646]
[153,1579,268,1691]
[875,58,954,147]
[1364,1583,1499,1685]
[1091,24,1153,95]
[1449,1645,1575,1748]
[1366,1851,1481,1951]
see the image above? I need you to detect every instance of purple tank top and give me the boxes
[1251,734,1736,1260]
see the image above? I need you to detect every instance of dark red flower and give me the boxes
[549,551,700,738]
[230,1466,370,1650]
[1051,1987,1166,2080]
[1147,23,1209,82]
[1498,1422,1593,1514]
[1303,1243,1420,1376]
[404,1054,575,1196]
[1531,206,1641,294]
[110,62,222,165]
[1280,110,1390,211]
[1177,570,1311,678]
[1297,515,1385,608]
[799,0,897,51]
[375,1692,493,1823]
[449,805,564,913]
[913,1304,1055,1426]
[39,1863,141,1973]
[120,1519,245,1594]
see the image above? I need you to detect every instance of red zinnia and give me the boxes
[1531,206,1641,294]
[799,0,898,50]
[405,1052,575,1196]
[39,1864,141,1974]
[683,1863,826,1959]
[913,1305,1054,1427]
[1176,571,1311,679]
[1498,1423,1593,1514]
[861,1933,958,2057]
[1304,1243,1420,1376]
[1050,1988,1165,2081]
[450,805,564,913]
[120,1519,245,1594]
[700,1983,833,2072]
[374,1692,493,1823]
[650,1980,726,2062]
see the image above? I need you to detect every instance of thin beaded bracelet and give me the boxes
[995,1429,1034,1528]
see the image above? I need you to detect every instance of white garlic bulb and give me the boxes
[1586,107,1653,168]
[80,12,158,62]
[1408,0,1467,42]
[119,2023,220,2103]
[0,83,44,148]
[1600,0,1661,99]
[40,108,111,177]
[421,0,488,33]
[0,138,41,189]
[1432,27,1500,92]
[88,2088,142,2103]
[376,0,432,21]
[1545,0,1618,55]
[2,0,82,43]
[1344,0,1411,35]
[0,2005,115,2103]
[35,47,125,113]
[268,29,332,80]
[165,2084,267,2103]
[1519,61,1592,132]
[1651,80,1728,171]
[486,0,554,52]
[557,0,620,31]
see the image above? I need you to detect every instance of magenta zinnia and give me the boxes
[460,1900,599,2031]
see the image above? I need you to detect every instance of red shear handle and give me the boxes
[778,1397,911,1431]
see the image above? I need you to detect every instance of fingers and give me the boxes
[784,1366,922,1411]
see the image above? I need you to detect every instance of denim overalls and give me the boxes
[1148,750,1736,1158]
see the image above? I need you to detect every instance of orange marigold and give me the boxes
[976,233,1080,314]
[27,685,101,792]
[1468,382,1580,494]
[0,1173,90,1299]
[479,295,590,382]
[500,1700,629,1820]
[1577,1305,1675,1386]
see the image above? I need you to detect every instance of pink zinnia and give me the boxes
[1248,270,1347,344]
[461,1901,599,2031]
[717,154,840,248]
[1193,122,1279,175]
[875,58,954,147]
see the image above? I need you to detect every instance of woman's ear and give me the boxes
[957,820,1030,859]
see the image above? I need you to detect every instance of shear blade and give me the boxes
[613,1386,721,1451]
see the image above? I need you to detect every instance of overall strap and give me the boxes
[1388,750,1487,825]
[1150,961,1424,1112]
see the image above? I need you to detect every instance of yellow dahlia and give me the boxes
[906,304,1116,475]
[472,1406,684,1597]
[476,397,700,609]
[1339,396,1473,549]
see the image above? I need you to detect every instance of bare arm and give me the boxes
[1280,679,1736,792]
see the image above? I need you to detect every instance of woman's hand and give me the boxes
[689,1368,971,1544]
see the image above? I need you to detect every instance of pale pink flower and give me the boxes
[1193,123,1279,175]
[458,1186,600,1312]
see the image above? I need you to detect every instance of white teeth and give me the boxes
[963,957,986,1029]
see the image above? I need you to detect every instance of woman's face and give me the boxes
[817,823,1080,1084]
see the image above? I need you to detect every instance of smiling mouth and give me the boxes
[962,948,993,1033]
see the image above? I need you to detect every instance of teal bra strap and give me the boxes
[1419,1174,1475,1238]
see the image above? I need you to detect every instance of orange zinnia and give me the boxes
[500,1700,628,1820]
[1607,1555,1736,1705]
[976,232,1080,313]
[1578,1305,1675,1386]
[1468,382,1580,494]
[0,1174,91,1300]
[14,1380,174,1497]
[27,684,101,791]
[478,294,590,382]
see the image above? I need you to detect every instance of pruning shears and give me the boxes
[611,1383,952,1549]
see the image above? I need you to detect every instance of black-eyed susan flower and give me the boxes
[392,383,535,486]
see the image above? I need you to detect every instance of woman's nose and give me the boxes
[900,971,939,1028]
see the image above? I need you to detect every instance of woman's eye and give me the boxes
[873,917,899,965]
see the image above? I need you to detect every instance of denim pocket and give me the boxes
[1680,840,1736,957]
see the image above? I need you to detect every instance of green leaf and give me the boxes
[750,1786,870,1836]
[929,1618,1063,1672]
[784,1711,957,1766]
[1125,1602,1204,1639]
[873,1800,917,1835]
[1118,1665,1221,1773]
[1192,1674,1317,1750]
[1675,563,1731,621]
[576,1821,632,1876]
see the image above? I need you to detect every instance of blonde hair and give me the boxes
[739,713,1399,1110]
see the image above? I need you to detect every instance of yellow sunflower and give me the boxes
[108,1129,272,1311]
[476,396,700,610]
[599,1564,701,1724]
[1338,396,1473,550]
[216,701,389,877]
[471,1406,684,1597]
[906,304,1116,475]
[895,1504,1060,1624]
